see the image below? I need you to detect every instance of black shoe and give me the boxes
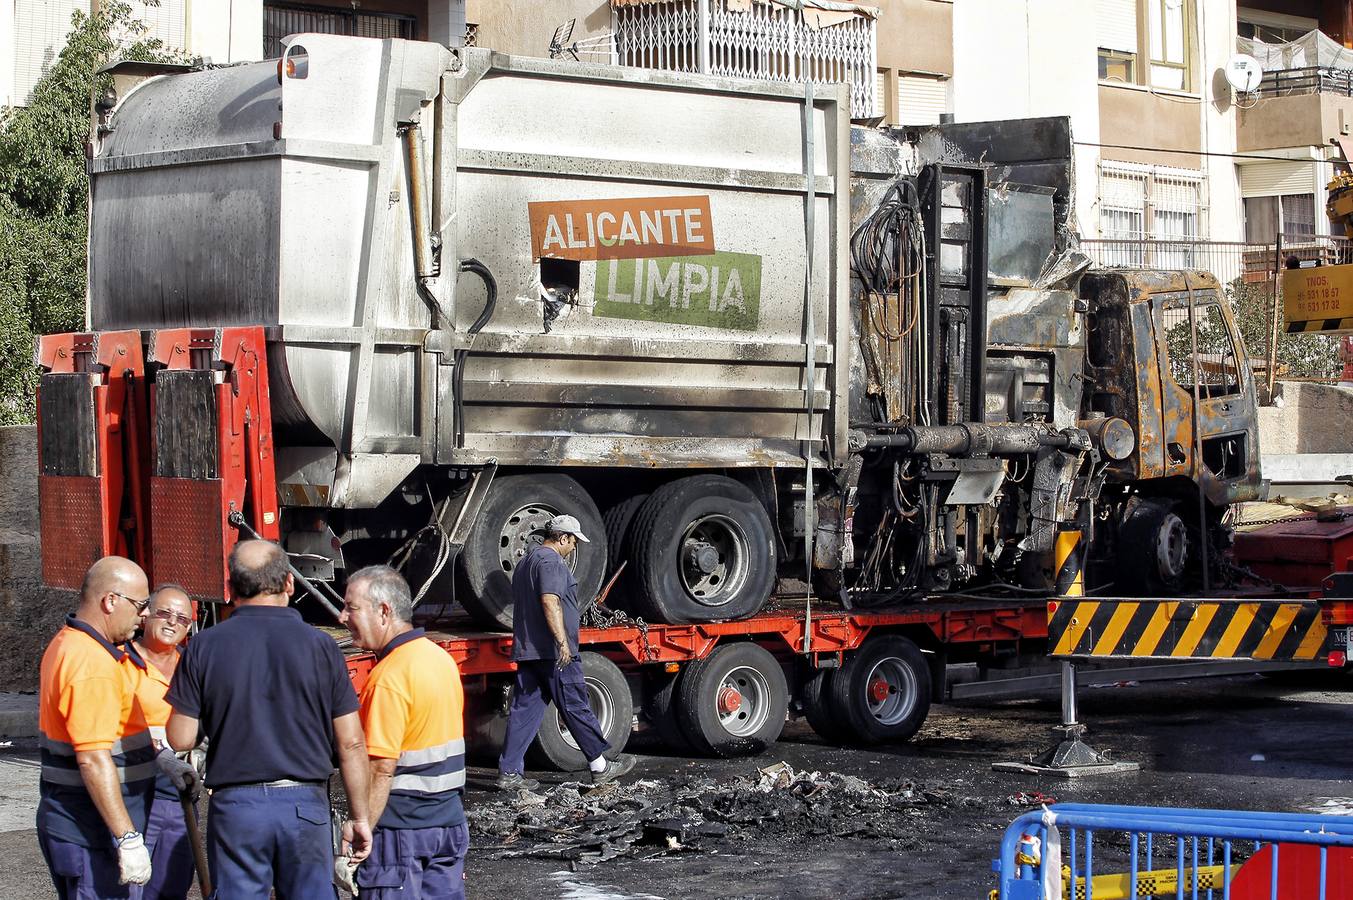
[496,772,541,792]
[590,754,637,786]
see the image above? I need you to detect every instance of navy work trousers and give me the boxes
[38,830,133,900]
[206,783,336,900]
[499,659,610,775]
[142,794,194,900]
[356,822,470,899]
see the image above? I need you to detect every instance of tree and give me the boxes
[0,2,177,424]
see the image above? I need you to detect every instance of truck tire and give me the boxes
[801,667,850,744]
[828,635,930,745]
[1117,497,1191,594]
[628,475,776,624]
[641,668,692,753]
[601,493,649,611]
[676,642,788,757]
[527,651,634,771]
[457,473,606,630]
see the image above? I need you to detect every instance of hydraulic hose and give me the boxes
[453,258,497,449]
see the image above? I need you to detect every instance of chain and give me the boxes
[1241,509,1353,529]
[582,603,655,661]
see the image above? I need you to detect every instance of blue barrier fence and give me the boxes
[994,803,1353,900]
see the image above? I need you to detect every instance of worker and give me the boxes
[132,584,199,900]
[37,556,195,898]
[497,515,635,790]
[339,565,469,898]
[165,540,373,898]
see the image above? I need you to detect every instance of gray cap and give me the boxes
[545,514,590,543]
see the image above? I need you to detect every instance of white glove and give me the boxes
[334,855,360,896]
[156,747,202,800]
[116,831,152,885]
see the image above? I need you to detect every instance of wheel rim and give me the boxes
[678,514,750,608]
[1155,512,1189,582]
[863,656,917,727]
[497,503,579,576]
[716,664,771,737]
[556,675,615,752]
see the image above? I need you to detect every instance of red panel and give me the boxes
[38,476,107,589]
[149,477,225,600]
[1232,843,1353,899]
[1235,512,1353,594]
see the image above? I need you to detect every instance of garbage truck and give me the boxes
[37,35,1264,646]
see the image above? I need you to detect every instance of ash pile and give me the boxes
[468,762,952,867]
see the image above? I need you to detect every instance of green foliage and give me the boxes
[1225,276,1340,380]
[0,1,177,425]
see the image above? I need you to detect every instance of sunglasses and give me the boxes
[111,592,150,614]
[150,608,193,628]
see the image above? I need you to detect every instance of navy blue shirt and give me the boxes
[165,605,358,789]
[511,546,579,661]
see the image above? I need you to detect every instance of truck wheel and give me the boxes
[628,475,776,624]
[527,652,634,771]
[601,493,648,611]
[676,642,788,757]
[457,474,606,630]
[828,635,930,745]
[641,668,692,753]
[801,666,850,744]
[1117,497,1190,594]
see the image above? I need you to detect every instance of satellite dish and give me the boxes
[1225,53,1264,93]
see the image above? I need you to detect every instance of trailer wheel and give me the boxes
[527,651,634,771]
[1117,497,1190,594]
[601,493,649,611]
[801,666,850,744]
[676,642,788,757]
[828,635,930,745]
[628,475,776,624]
[641,668,692,753]
[456,473,606,630]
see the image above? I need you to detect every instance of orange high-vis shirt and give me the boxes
[359,629,466,829]
[37,616,156,847]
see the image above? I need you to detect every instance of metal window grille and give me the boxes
[1098,162,1206,268]
[465,23,479,47]
[263,1,416,59]
[614,0,878,117]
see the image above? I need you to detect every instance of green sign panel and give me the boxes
[595,251,762,331]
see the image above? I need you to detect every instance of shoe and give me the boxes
[590,754,637,786]
[496,772,541,792]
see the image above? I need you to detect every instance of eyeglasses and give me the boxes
[111,592,150,613]
[150,608,193,628]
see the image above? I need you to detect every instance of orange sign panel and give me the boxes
[528,196,714,261]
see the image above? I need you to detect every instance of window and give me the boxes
[1162,297,1242,398]
[263,1,417,59]
[1098,162,1205,265]
[1243,193,1317,243]
[1238,20,1312,45]
[1097,0,1193,92]
[897,74,948,126]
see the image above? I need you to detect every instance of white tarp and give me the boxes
[1240,29,1353,72]
[610,0,880,21]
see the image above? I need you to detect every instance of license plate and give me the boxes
[1331,627,1351,651]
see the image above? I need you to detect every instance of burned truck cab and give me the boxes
[1083,269,1265,592]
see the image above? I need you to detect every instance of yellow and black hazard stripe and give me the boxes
[1287,316,1353,334]
[1048,599,1328,661]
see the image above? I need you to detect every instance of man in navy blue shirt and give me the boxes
[497,515,635,790]
[165,540,372,898]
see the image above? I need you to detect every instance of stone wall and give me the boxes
[0,426,67,691]
[1257,382,1353,456]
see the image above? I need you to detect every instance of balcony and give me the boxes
[1237,30,1353,152]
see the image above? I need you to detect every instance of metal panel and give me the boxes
[149,478,225,600]
[38,476,106,590]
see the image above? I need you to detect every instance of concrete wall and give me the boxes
[1257,381,1353,455]
[0,426,67,692]
[876,0,952,77]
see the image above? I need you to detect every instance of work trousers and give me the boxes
[206,783,337,900]
[142,794,194,900]
[356,822,470,899]
[38,830,134,900]
[499,658,611,775]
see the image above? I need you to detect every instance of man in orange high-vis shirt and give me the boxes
[340,565,468,899]
[132,584,200,900]
[37,556,157,898]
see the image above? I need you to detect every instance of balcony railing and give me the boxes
[1254,66,1353,98]
[1081,236,1353,285]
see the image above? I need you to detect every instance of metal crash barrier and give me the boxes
[993,803,1353,899]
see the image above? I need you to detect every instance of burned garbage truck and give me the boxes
[36,35,1263,630]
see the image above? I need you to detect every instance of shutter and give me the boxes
[1097,0,1138,53]
[897,74,946,126]
[1239,161,1317,197]
[13,0,89,106]
[874,70,886,120]
[128,0,187,50]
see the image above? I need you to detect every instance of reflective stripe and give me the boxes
[41,759,158,786]
[42,728,153,757]
[396,737,465,768]
[390,769,466,793]
[40,735,75,756]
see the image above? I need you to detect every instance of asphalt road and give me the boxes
[1,672,1350,899]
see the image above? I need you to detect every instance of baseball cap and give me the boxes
[546,514,590,542]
